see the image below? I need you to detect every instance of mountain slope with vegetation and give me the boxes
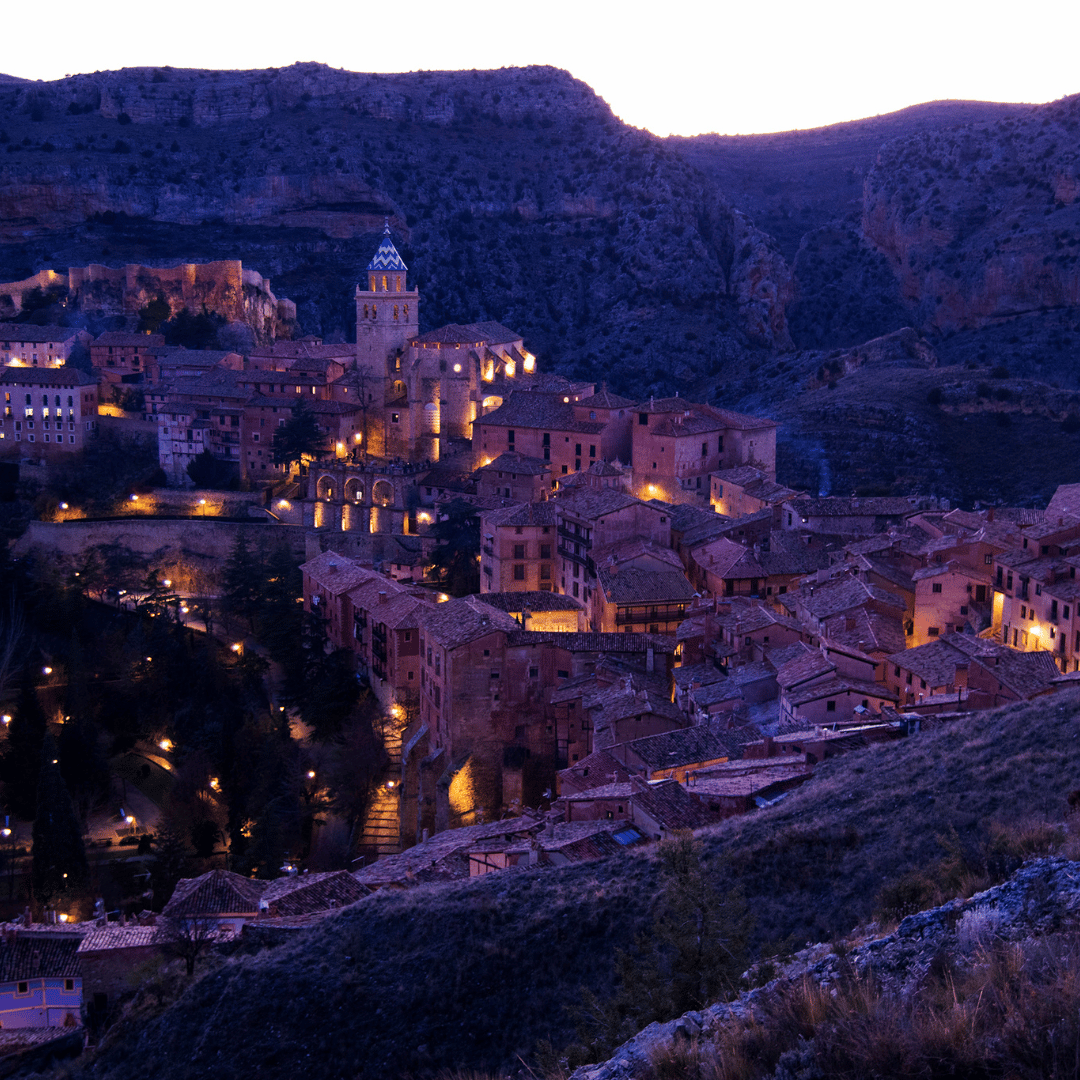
[71,688,1080,1080]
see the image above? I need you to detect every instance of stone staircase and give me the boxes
[357,714,405,857]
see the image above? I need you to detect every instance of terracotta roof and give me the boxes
[162,870,267,918]
[673,663,727,690]
[478,391,604,434]
[797,577,907,619]
[480,452,551,477]
[577,387,634,409]
[504,630,677,653]
[0,936,80,981]
[820,608,906,657]
[555,486,643,520]
[260,871,369,916]
[301,551,381,597]
[785,676,897,708]
[776,649,836,689]
[482,501,558,528]
[557,749,631,791]
[0,323,83,344]
[787,496,919,518]
[0,367,96,387]
[622,725,753,769]
[629,778,723,830]
[597,566,696,605]
[693,537,765,579]
[92,331,166,348]
[419,594,521,649]
[77,925,162,952]
[886,639,969,687]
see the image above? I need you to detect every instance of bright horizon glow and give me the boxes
[6,0,1080,136]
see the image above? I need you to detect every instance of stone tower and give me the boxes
[355,221,419,379]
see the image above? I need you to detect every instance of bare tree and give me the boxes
[160,916,222,976]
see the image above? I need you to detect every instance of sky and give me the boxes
[6,0,1080,136]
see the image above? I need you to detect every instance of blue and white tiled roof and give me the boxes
[367,220,407,272]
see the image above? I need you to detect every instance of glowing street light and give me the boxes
[59,502,68,510]
[42,666,52,676]
[306,770,316,780]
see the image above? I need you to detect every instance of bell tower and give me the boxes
[355,220,419,378]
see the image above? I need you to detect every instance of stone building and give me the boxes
[0,367,99,454]
[0,323,91,368]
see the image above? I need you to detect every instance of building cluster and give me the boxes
[6,229,1079,873]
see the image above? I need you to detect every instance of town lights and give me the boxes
[59,502,68,510]
[130,494,138,501]
[353,433,362,443]
[162,579,172,588]
[158,739,172,752]
[42,667,52,676]
[307,770,316,780]
[1,716,10,725]
[209,777,221,792]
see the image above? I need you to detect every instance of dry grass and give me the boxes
[648,934,1080,1080]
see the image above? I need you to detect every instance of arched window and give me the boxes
[363,304,368,319]
[403,304,409,320]
[381,275,387,291]
[393,305,399,321]
[396,277,402,292]
[372,304,377,319]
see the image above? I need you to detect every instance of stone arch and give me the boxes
[344,477,364,504]
[481,395,503,412]
[316,474,336,501]
[373,479,394,507]
[423,401,439,435]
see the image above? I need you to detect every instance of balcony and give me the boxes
[483,544,494,557]
[615,604,687,627]
[557,543,589,567]
[557,524,590,545]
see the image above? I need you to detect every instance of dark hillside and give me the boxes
[0,63,788,396]
[670,100,1020,258]
[74,688,1080,1080]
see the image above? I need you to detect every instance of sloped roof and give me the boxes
[555,486,642,520]
[577,387,634,409]
[162,869,267,917]
[301,551,380,596]
[504,630,677,653]
[622,725,753,769]
[482,500,558,528]
[597,566,696,605]
[479,390,604,434]
[886,639,969,687]
[0,936,80,981]
[480,452,551,476]
[0,322,83,344]
[0,367,96,387]
[477,591,583,614]
[261,871,369,916]
[787,496,918,518]
[367,224,407,272]
[419,594,521,649]
[92,331,165,348]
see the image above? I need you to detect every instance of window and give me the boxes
[701,442,707,457]
[985,553,993,565]
[932,582,942,593]
[826,700,836,712]
[639,412,648,425]
[540,544,551,560]
[928,627,940,636]
[513,564,526,581]
[540,564,551,580]
[16,982,27,995]
[514,544,525,559]
[65,979,75,991]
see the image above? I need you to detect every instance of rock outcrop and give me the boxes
[572,857,1080,1080]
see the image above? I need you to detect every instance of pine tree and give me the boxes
[272,398,326,470]
[222,531,265,633]
[31,733,89,906]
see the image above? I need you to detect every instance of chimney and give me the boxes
[987,507,995,522]
[378,591,387,603]
[646,646,655,673]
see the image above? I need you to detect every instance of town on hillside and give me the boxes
[0,226,1079,1053]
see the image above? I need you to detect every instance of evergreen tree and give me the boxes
[428,498,481,596]
[272,398,326,470]
[2,671,48,821]
[31,733,89,905]
[222,531,264,633]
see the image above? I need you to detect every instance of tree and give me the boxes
[161,916,219,976]
[428,498,481,596]
[160,306,224,350]
[31,734,90,906]
[573,832,751,1061]
[186,448,236,490]
[272,398,326,471]
[137,291,171,334]
[222,532,264,633]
